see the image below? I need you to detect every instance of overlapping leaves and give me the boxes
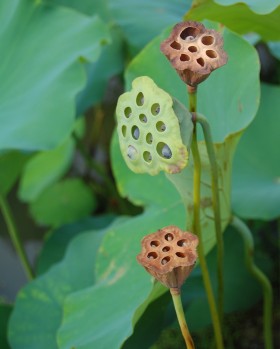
[8,19,262,349]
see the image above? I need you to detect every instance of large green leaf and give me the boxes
[232,84,280,220]
[30,178,96,227]
[0,0,110,151]
[214,0,280,14]
[8,218,123,349]
[57,205,185,349]
[185,0,280,41]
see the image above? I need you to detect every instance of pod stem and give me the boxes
[188,85,224,349]
[0,194,34,280]
[170,288,195,349]
[231,216,274,349]
[195,113,224,324]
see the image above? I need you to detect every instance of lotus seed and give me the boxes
[127,145,137,160]
[162,144,172,159]
[132,126,140,140]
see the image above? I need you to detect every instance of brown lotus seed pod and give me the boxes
[136,226,199,289]
[160,21,228,87]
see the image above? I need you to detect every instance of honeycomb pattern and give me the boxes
[137,226,199,289]
[160,21,228,86]
[116,76,190,175]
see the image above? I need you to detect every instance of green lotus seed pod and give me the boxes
[116,76,193,175]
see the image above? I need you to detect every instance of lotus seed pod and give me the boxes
[116,76,193,175]
[137,226,199,289]
[160,21,228,87]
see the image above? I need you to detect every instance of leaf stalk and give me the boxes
[0,195,34,280]
[195,113,224,324]
[231,216,274,349]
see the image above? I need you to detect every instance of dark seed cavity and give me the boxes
[170,41,181,50]
[136,92,144,106]
[132,126,140,140]
[139,114,147,123]
[147,252,158,260]
[180,27,199,40]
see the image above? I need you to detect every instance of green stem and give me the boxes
[195,113,224,324]
[170,288,195,349]
[188,85,197,113]
[0,195,33,280]
[191,127,224,349]
[231,216,273,349]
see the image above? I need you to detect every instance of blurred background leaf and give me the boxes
[18,138,74,202]
[232,83,280,219]
[213,0,280,14]
[185,0,280,41]
[0,0,110,151]
[29,178,96,227]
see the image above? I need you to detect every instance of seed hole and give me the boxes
[150,240,160,247]
[161,256,171,265]
[206,50,217,58]
[176,252,186,258]
[180,54,190,62]
[132,126,140,140]
[177,239,188,247]
[151,103,160,115]
[180,27,200,40]
[188,46,197,53]
[124,107,132,118]
[156,121,166,132]
[157,142,172,159]
[201,35,214,45]
[121,125,127,137]
[162,246,170,252]
[197,57,205,67]
[127,145,137,160]
[165,233,174,241]
[147,252,158,260]
[146,133,153,144]
[139,114,147,123]
[170,41,181,50]
[136,92,144,106]
[143,151,152,163]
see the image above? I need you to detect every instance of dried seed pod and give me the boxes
[160,21,228,87]
[116,76,193,175]
[137,226,199,289]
